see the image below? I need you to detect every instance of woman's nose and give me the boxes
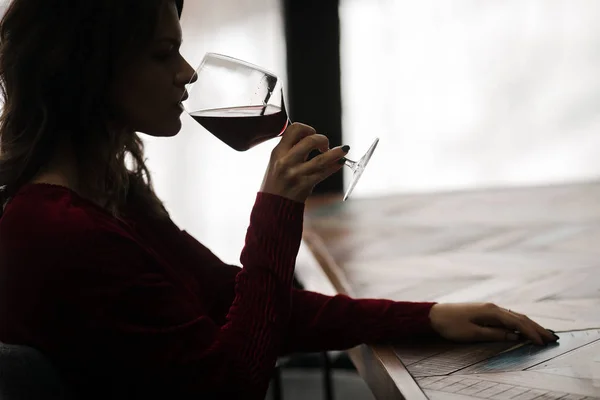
[176,58,197,86]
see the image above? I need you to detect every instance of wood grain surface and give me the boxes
[297,181,600,399]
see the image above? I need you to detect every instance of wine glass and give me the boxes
[182,52,379,201]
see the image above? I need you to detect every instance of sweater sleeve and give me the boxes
[282,291,437,354]
[179,235,438,356]
[62,193,304,399]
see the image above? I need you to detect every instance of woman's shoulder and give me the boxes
[0,183,122,244]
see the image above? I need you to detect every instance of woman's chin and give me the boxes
[140,120,182,137]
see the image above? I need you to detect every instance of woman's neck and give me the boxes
[30,141,79,192]
[31,146,110,209]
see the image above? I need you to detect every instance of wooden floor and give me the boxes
[298,180,600,399]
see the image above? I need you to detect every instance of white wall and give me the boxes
[340,0,600,197]
[144,0,287,265]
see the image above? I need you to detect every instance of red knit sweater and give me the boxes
[0,184,435,399]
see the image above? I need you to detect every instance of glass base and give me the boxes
[343,137,379,201]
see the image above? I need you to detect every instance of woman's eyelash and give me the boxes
[155,49,175,59]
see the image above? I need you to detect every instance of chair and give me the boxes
[0,342,66,400]
[0,341,349,400]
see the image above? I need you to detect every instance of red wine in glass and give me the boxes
[191,104,289,151]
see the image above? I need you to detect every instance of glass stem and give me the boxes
[343,158,358,171]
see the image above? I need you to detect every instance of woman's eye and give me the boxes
[154,48,175,60]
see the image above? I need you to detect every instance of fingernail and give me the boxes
[507,333,519,341]
[338,158,346,165]
[341,145,350,153]
[547,329,560,340]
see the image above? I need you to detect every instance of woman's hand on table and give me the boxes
[429,302,559,345]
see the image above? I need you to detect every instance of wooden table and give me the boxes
[296,181,600,400]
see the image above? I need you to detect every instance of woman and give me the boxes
[0,0,557,398]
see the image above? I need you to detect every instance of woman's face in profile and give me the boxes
[109,1,196,137]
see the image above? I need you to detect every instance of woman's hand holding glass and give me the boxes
[260,123,349,203]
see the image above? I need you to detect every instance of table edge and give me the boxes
[302,230,428,400]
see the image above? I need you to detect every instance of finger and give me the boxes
[473,326,520,343]
[277,123,316,153]
[286,134,330,163]
[510,311,558,343]
[307,155,345,184]
[295,145,349,176]
[495,308,545,345]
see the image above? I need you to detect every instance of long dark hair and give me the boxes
[0,0,184,218]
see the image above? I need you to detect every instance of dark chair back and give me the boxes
[0,342,66,400]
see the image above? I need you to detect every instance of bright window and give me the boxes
[340,0,600,197]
